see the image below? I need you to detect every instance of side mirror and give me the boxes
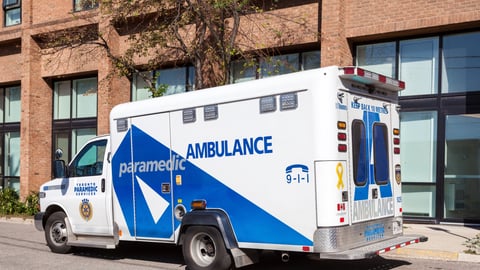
[53,159,67,178]
[55,149,63,159]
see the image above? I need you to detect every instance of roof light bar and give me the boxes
[340,67,405,92]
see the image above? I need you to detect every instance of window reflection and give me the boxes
[356,42,395,77]
[442,32,480,93]
[400,111,437,218]
[444,114,480,219]
[399,37,439,96]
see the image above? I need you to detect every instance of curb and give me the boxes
[0,216,34,224]
[385,248,480,263]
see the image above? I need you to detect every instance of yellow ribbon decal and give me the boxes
[336,162,344,190]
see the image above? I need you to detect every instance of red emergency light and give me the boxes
[341,67,405,91]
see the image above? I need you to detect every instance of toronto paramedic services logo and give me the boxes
[79,198,93,221]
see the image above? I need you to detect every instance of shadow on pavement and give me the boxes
[72,242,412,270]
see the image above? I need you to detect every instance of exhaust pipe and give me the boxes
[281,252,290,262]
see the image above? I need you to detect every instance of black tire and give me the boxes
[44,211,73,254]
[182,226,232,270]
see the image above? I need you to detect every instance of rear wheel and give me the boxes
[44,211,73,254]
[182,226,232,270]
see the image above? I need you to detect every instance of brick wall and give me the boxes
[345,0,480,40]
[1,1,480,197]
[320,0,352,66]
[19,31,53,198]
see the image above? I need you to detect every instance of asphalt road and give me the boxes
[0,220,477,270]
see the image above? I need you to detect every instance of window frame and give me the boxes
[53,77,98,120]
[131,66,194,101]
[69,139,106,177]
[230,50,321,84]
[0,85,21,191]
[352,120,368,186]
[52,76,98,168]
[3,0,20,9]
[73,0,99,12]
[3,0,21,26]
[373,123,390,185]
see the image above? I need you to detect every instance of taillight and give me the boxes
[338,121,347,152]
[393,128,400,154]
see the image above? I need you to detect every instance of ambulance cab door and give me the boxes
[66,137,113,235]
[349,95,395,223]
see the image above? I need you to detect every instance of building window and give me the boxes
[230,60,257,84]
[3,0,21,26]
[442,32,480,93]
[74,0,98,12]
[259,53,300,78]
[132,72,153,101]
[131,66,194,101]
[399,37,439,96]
[400,111,437,218]
[54,77,97,120]
[53,77,97,163]
[444,114,480,220]
[356,31,480,95]
[230,50,321,83]
[0,86,21,192]
[356,42,395,78]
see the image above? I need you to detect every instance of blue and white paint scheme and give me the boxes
[37,66,424,269]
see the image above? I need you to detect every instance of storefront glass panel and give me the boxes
[399,37,439,96]
[402,185,436,217]
[444,114,480,219]
[400,111,437,183]
[400,111,437,218]
[442,32,480,93]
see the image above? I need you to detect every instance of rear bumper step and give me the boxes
[316,234,428,260]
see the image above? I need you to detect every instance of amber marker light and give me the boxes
[191,200,207,210]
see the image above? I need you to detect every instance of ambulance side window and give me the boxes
[70,139,107,177]
[352,120,367,186]
[373,123,389,185]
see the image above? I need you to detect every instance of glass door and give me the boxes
[444,114,480,220]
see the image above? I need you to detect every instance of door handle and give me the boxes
[101,178,105,192]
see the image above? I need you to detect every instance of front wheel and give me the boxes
[182,226,232,270]
[44,211,73,254]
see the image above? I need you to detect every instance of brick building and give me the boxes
[1,1,479,223]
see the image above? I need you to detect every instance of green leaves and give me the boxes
[0,189,39,216]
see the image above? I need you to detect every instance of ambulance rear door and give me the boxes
[337,67,405,225]
[348,94,395,224]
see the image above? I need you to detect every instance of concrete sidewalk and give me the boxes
[384,223,480,263]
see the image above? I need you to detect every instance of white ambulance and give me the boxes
[35,66,426,270]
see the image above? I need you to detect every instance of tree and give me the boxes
[37,0,316,94]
